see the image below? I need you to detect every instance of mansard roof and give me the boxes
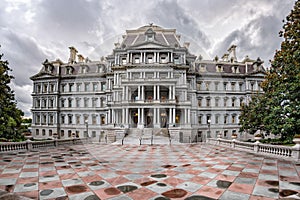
[120,24,181,49]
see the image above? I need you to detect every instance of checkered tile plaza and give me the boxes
[0,143,299,199]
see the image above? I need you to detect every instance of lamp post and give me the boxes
[85,120,89,138]
[207,119,211,141]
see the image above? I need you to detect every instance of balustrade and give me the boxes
[208,138,296,160]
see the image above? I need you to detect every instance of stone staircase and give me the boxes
[113,128,176,145]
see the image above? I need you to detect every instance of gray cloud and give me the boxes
[0,0,296,117]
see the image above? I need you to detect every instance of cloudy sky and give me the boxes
[0,0,295,117]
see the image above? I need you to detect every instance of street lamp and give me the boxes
[207,119,211,140]
[85,120,89,138]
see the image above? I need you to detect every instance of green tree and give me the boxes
[240,1,300,141]
[0,46,24,141]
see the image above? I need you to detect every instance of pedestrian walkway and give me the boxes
[0,143,299,199]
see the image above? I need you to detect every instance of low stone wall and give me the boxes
[0,138,89,152]
[208,138,299,161]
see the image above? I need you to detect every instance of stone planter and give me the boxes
[293,138,300,144]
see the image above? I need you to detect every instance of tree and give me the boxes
[240,1,300,141]
[0,46,24,141]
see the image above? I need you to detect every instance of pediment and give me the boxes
[30,71,56,80]
[131,41,169,49]
[248,71,266,77]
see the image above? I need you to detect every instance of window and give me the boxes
[223,82,227,91]
[76,98,81,107]
[68,115,73,124]
[92,98,97,107]
[217,65,222,72]
[214,82,219,91]
[76,131,80,138]
[61,130,64,137]
[239,98,244,107]
[43,84,48,93]
[36,85,41,93]
[36,129,39,135]
[205,82,210,90]
[147,56,153,63]
[50,84,55,92]
[49,130,52,137]
[198,99,202,107]
[206,98,211,107]
[198,115,202,124]
[215,115,219,124]
[49,99,54,108]
[84,115,88,123]
[42,99,47,108]
[49,115,54,125]
[232,115,236,124]
[68,130,72,137]
[250,82,254,91]
[61,99,65,107]
[215,98,219,107]
[76,115,80,124]
[93,83,98,92]
[42,115,47,125]
[84,98,89,107]
[224,115,228,124]
[68,98,72,107]
[207,115,211,124]
[231,82,235,91]
[92,131,96,138]
[122,58,127,65]
[76,83,81,92]
[101,116,105,125]
[69,84,73,92]
[92,115,97,125]
[224,130,228,137]
[85,83,89,92]
[134,57,140,64]
[36,115,40,124]
[102,83,106,91]
[232,98,236,107]
[239,83,243,91]
[62,84,66,92]
[42,129,46,136]
[36,99,41,108]
[224,98,228,107]
[61,115,65,124]
[232,130,237,136]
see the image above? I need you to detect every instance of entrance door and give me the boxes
[161,112,167,128]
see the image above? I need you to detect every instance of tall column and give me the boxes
[184,109,187,124]
[172,86,175,99]
[157,85,160,100]
[188,109,191,124]
[130,53,132,63]
[169,108,172,124]
[157,52,160,63]
[169,86,172,99]
[171,52,173,63]
[141,108,144,126]
[138,86,141,100]
[154,85,157,100]
[173,108,176,124]
[157,108,160,126]
[154,108,157,124]
[144,52,146,63]
[138,108,141,124]
[122,109,125,124]
[122,87,125,100]
[126,108,129,124]
[154,52,157,63]
[142,86,144,100]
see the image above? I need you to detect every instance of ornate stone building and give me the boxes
[31,24,266,142]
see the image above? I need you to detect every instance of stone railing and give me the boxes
[208,138,298,160]
[0,138,89,152]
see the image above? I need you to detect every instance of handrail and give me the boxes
[208,138,298,160]
[0,138,88,152]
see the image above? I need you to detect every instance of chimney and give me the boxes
[77,54,85,63]
[221,53,229,62]
[68,46,78,64]
[184,42,190,49]
[227,45,237,62]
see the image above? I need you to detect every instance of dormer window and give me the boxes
[66,66,74,75]
[216,65,223,72]
[145,28,156,42]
